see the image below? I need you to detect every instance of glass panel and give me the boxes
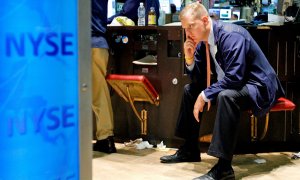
[0,1,79,179]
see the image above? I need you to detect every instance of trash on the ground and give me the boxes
[124,138,143,147]
[291,152,300,159]
[156,141,166,150]
[254,158,266,164]
[124,138,153,149]
[136,141,153,149]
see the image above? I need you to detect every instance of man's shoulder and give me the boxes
[214,20,244,30]
[213,20,249,38]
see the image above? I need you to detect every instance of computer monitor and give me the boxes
[170,0,181,11]
[220,9,232,20]
[232,7,240,20]
[261,5,269,14]
[160,0,171,14]
[232,11,240,20]
[209,8,221,19]
[262,0,269,6]
[107,0,116,17]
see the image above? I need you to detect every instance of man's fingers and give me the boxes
[207,101,211,111]
[194,101,211,122]
[193,109,200,122]
[194,105,203,122]
[185,40,195,49]
[184,38,196,58]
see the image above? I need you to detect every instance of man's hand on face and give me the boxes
[184,36,196,65]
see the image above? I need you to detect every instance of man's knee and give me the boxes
[217,90,234,103]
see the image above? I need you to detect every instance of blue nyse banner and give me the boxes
[0,1,79,179]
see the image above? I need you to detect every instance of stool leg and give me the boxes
[259,112,270,140]
[251,115,258,141]
[126,86,148,135]
[141,109,147,135]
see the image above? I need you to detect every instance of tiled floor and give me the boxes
[93,143,300,180]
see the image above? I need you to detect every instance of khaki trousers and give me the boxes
[92,48,114,140]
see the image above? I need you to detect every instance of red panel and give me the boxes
[106,74,159,104]
[270,97,296,112]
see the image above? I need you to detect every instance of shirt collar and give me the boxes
[207,18,215,46]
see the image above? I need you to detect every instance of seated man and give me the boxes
[160,2,285,180]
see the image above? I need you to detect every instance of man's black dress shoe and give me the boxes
[93,136,116,153]
[193,163,235,180]
[160,148,200,163]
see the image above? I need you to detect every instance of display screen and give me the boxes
[220,9,232,19]
[232,10,240,20]
[170,0,181,11]
[160,0,171,14]
[262,0,269,5]
[209,8,221,19]
[0,1,79,179]
[209,8,232,20]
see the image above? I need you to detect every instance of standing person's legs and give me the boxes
[92,48,116,153]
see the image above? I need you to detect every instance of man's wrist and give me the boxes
[200,91,209,102]
[185,56,194,65]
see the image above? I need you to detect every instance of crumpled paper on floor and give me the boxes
[124,138,143,147]
[291,152,300,159]
[124,138,153,150]
[136,141,153,150]
[254,158,266,164]
[156,141,166,150]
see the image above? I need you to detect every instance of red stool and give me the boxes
[106,74,159,135]
[199,97,296,143]
[251,97,296,141]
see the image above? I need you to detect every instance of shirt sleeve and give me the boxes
[185,61,195,71]
[200,91,209,102]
